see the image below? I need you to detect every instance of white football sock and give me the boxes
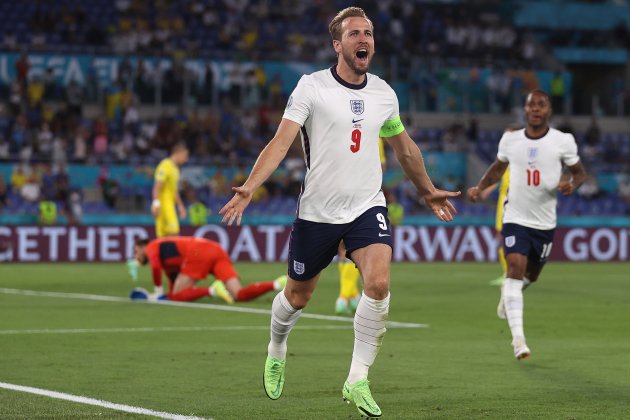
[522,277,532,291]
[347,291,389,384]
[267,291,302,360]
[503,278,525,342]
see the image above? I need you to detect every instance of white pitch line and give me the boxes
[0,381,210,420]
[0,288,428,328]
[0,325,352,335]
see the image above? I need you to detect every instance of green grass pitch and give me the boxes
[0,262,628,419]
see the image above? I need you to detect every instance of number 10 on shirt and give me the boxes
[527,169,540,186]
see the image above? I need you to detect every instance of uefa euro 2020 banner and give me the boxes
[0,225,628,263]
[0,52,315,96]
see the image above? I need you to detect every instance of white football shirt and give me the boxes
[283,67,400,224]
[497,127,580,230]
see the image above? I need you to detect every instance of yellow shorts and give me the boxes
[155,211,179,238]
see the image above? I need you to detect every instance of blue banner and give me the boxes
[0,52,319,96]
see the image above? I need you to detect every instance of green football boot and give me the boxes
[349,295,361,314]
[343,379,382,418]
[263,356,286,400]
[210,280,234,304]
[335,297,351,315]
[274,274,288,290]
[489,275,505,286]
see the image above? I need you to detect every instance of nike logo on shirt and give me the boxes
[352,118,364,123]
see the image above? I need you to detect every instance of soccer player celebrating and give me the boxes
[220,7,459,417]
[152,142,189,237]
[131,236,287,304]
[468,90,586,360]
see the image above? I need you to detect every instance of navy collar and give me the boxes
[330,66,367,90]
[525,127,549,140]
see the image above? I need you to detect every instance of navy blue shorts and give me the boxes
[288,206,393,280]
[502,223,556,264]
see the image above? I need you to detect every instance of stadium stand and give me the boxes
[0,0,628,224]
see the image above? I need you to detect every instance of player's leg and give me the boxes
[264,218,341,400]
[501,223,532,359]
[523,227,555,290]
[489,241,508,286]
[341,207,393,418]
[167,274,212,301]
[524,260,544,289]
[179,245,234,304]
[213,254,286,302]
[264,274,320,400]
[489,227,507,286]
[337,241,361,315]
[225,276,287,302]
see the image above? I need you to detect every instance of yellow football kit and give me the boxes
[154,158,180,238]
[496,168,510,274]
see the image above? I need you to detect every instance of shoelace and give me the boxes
[353,381,376,405]
[268,360,284,381]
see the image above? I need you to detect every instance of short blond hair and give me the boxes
[328,7,373,41]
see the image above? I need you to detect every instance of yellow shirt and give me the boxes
[154,158,179,210]
[496,168,510,231]
[11,172,27,189]
[378,137,386,167]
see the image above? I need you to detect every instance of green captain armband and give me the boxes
[379,116,405,138]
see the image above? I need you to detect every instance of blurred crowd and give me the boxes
[0,0,629,220]
[1,0,537,68]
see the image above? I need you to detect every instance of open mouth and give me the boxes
[355,48,368,63]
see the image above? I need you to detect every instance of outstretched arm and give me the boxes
[467,159,509,202]
[151,180,163,218]
[220,118,301,225]
[384,131,461,221]
[558,160,587,195]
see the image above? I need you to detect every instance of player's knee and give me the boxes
[525,273,540,282]
[507,269,526,280]
[285,289,311,310]
[363,277,389,300]
[506,262,526,279]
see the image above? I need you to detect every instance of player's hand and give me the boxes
[219,185,254,226]
[178,204,187,219]
[148,286,164,302]
[151,206,160,218]
[467,186,481,202]
[423,189,460,222]
[558,180,574,196]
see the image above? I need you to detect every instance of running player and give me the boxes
[130,237,287,304]
[220,7,460,417]
[468,90,586,360]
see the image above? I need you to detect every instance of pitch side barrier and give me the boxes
[0,223,628,263]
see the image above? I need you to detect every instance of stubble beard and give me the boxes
[341,48,369,76]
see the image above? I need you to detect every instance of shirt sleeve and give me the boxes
[147,251,163,287]
[282,75,315,126]
[378,86,404,138]
[386,87,400,121]
[496,133,510,162]
[154,161,168,183]
[561,133,580,166]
